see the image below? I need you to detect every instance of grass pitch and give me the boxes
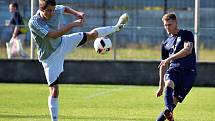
[0,84,215,121]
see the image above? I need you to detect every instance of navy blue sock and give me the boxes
[172,104,176,110]
[156,111,166,121]
[164,87,174,111]
[156,104,177,121]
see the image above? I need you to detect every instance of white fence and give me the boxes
[0,0,215,59]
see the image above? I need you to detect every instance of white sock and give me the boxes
[94,26,119,37]
[48,96,59,121]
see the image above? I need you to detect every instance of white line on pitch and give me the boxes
[84,87,124,99]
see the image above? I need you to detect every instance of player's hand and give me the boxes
[75,12,85,25]
[72,19,84,27]
[158,58,170,68]
[76,12,85,19]
[156,86,163,97]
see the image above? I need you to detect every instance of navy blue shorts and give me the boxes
[164,67,196,103]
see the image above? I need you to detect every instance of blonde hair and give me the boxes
[162,12,177,21]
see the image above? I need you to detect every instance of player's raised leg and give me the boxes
[93,13,129,38]
[115,13,129,31]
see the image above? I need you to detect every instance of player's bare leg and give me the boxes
[85,30,98,41]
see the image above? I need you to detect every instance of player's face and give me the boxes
[9,4,16,13]
[163,20,178,34]
[42,5,55,20]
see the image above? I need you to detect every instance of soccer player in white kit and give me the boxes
[28,0,128,121]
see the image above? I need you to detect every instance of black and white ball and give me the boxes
[94,37,112,54]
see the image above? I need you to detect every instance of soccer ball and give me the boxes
[94,37,112,54]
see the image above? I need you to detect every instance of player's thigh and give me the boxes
[181,71,196,96]
[61,32,84,55]
[175,70,196,102]
[164,79,175,88]
[85,30,98,41]
[164,68,179,88]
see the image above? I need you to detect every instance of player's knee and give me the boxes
[86,30,98,40]
[50,86,59,97]
[165,80,174,88]
[52,89,59,97]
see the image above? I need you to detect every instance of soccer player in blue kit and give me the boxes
[155,13,197,121]
[28,0,128,121]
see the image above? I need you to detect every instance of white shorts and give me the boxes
[41,32,84,85]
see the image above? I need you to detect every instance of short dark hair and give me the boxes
[162,12,177,21]
[39,0,56,10]
[10,2,19,9]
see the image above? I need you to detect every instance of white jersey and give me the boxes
[28,5,85,85]
[28,5,65,61]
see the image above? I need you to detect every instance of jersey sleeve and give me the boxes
[28,18,49,39]
[185,31,194,43]
[161,44,169,60]
[55,5,65,13]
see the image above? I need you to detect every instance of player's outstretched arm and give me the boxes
[156,65,168,97]
[64,6,85,19]
[48,19,84,39]
[11,26,20,39]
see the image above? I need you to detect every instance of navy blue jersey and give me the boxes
[161,29,196,71]
[9,11,24,35]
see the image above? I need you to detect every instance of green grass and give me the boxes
[65,47,161,60]
[1,46,215,61]
[0,84,215,121]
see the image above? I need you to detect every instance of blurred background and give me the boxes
[0,0,214,61]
